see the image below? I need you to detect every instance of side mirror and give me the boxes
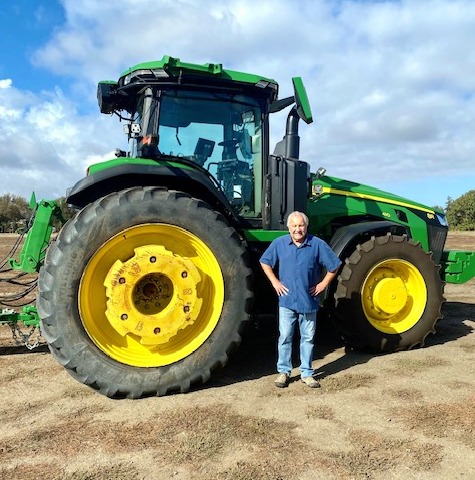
[292,77,313,124]
[97,81,119,114]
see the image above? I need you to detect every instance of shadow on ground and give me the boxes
[203,300,475,390]
[0,343,49,356]
[1,300,473,393]
[203,313,363,389]
[425,301,475,347]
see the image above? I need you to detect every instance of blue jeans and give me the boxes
[277,307,317,378]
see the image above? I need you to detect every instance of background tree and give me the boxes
[445,196,453,212]
[446,190,475,231]
[0,194,77,232]
[53,197,77,230]
[0,194,30,231]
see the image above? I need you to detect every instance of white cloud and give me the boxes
[1,0,475,207]
[0,79,12,89]
[0,80,123,199]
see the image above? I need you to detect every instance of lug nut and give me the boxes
[121,313,128,320]
[154,327,161,334]
[150,256,157,263]
[119,277,126,284]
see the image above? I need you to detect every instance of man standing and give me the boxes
[260,211,341,388]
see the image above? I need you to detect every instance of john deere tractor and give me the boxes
[2,55,475,398]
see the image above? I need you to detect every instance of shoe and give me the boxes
[274,373,289,388]
[301,376,320,388]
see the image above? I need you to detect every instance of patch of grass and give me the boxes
[63,385,98,400]
[149,404,318,479]
[459,343,475,354]
[58,403,110,420]
[0,463,63,480]
[389,355,450,375]
[305,404,336,421]
[0,417,142,459]
[0,462,143,480]
[0,404,310,480]
[0,400,39,429]
[62,462,142,480]
[385,387,421,401]
[156,404,299,462]
[447,380,472,390]
[324,428,443,479]
[0,400,453,480]
[321,373,376,392]
[392,396,475,448]
[216,459,291,480]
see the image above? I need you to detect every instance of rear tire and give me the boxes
[38,187,253,398]
[333,234,444,352]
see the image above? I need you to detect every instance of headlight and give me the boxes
[436,213,448,227]
[123,69,169,85]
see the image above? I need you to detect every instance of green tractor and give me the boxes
[2,55,475,398]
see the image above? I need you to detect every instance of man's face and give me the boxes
[288,215,307,244]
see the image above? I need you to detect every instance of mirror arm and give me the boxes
[269,96,295,113]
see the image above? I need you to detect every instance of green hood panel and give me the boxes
[313,175,440,215]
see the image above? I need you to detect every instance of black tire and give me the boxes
[333,234,444,352]
[37,187,253,398]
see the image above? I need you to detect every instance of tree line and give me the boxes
[445,191,475,231]
[0,194,30,232]
[0,194,75,233]
[1,191,475,232]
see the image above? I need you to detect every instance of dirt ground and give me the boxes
[0,232,474,480]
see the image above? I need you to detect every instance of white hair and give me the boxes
[286,211,309,227]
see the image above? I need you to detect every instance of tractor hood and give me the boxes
[312,174,443,216]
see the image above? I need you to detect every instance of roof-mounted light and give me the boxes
[255,80,269,88]
[123,68,170,85]
[151,68,170,78]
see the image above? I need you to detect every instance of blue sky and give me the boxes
[1,0,474,210]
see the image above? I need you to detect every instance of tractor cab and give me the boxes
[128,88,263,217]
[96,55,313,228]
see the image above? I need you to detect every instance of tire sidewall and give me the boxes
[38,187,252,396]
[334,235,443,352]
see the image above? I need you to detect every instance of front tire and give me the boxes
[38,187,253,398]
[333,234,444,352]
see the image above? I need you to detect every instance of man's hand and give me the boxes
[309,283,325,297]
[260,262,289,297]
[309,268,339,297]
[272,279,289,297]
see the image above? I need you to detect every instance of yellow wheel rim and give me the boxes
[78,224,224,367]
[361,259,427,334]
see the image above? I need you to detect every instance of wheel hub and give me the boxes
[372,277,407,315]
[362,260,427,333]
[103,245,202,345]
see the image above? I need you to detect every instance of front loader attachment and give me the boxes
[8,193,61,273]
[0,194,62,346]
[441,249,475,284]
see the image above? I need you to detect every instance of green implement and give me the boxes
[0,306,40,327]
[441,250,475,284]
[9,194,62,274]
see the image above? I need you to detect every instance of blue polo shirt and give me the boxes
[260,234,342,313]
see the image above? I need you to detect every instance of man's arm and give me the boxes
[260,262,289,297]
